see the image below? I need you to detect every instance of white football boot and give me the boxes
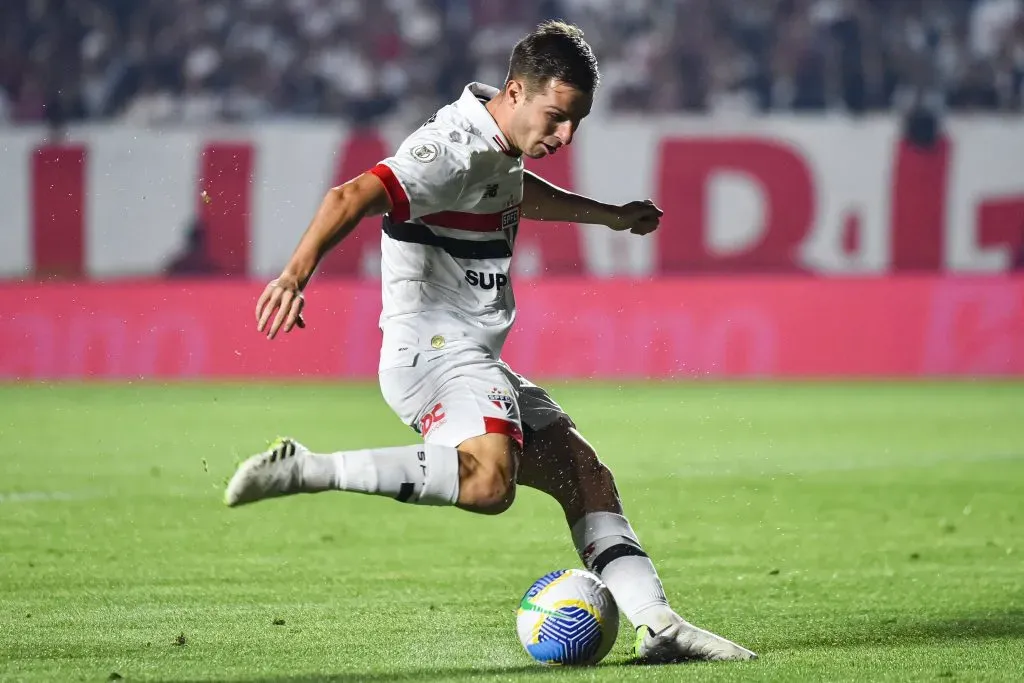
[634,612,758,663]
[224,437,313,507]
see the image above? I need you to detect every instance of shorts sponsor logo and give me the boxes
[419,402,446,437]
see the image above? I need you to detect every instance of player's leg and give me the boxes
[516,420,671,623]
[225,352,522,514]
[451,432,519,514]
[508,374,756,662]
[224,434,517,512]
[518,420,756,662]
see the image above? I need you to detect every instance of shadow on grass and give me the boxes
[775,610,1024,651]
[163,663,612,683]
[160,659,695,683]
[156,612,1024,682]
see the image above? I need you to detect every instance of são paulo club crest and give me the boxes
[487,387,517,420]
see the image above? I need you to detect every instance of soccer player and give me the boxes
[226,20,756,663]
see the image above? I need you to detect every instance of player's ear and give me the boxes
[506,79,526,107]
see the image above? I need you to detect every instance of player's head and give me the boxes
[501,20,598,159]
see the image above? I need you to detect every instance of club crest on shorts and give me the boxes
[488,387,517,420]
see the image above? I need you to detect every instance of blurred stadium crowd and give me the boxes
[1,0,1022,127]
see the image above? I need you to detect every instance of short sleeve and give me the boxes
[369,128,470,222]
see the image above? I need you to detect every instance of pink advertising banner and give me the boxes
[2,277,1022,379]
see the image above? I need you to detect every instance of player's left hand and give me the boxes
[608,199,663,235]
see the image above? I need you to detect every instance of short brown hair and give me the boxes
[506,20,600,95]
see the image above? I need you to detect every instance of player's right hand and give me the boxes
[608,199,663,235]
[256,275,306,340]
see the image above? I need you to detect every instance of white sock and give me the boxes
[302,443,460,505]
[571,512,673,630]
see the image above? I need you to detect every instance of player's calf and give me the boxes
[516,418,621,523]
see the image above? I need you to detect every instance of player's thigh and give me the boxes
[380,347,525,453]
[496,364,588,482]
[498,362,574,440]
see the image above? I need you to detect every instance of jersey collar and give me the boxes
[457,83,519,157]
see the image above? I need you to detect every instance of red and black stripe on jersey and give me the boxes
[382,215,512,260]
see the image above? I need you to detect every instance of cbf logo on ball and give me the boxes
[516,568,619,666]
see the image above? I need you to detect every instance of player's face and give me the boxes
[510,79,592,159]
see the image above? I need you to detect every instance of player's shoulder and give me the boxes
[382,119,470,186]
[399,102,495,160]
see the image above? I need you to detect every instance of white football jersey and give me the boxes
[369,83,525,369]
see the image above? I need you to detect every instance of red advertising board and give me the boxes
[2,277,1021,379]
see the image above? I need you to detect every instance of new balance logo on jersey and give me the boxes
[465,271,508,290]
[483,184,499,199]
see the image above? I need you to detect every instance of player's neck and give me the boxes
[485,94,521,156]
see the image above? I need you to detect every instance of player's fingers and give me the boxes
[283,294,305,333]
[631,216,659,235]
[255,283,275,324]
[267,290,294,339]
[626,204,661,224]
[257,287,282,333]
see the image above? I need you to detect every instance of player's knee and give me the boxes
[457,433,520,514]
[461,464,516,514]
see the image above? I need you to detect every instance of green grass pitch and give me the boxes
[1,381,1022,682]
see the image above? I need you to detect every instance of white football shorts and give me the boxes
[378,339,571,449]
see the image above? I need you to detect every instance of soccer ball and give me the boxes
[516,568,619,665]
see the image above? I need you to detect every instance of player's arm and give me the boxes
[521,170,662,235]
[256,172,391,339]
